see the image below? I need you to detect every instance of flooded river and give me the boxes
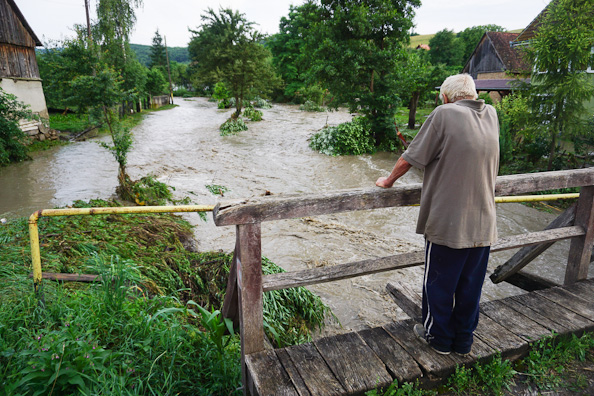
[1,98,588,335]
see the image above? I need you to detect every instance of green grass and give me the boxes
[0,199,333,394]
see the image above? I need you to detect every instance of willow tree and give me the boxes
[188,8,279,117]
[308,0,420,148]
[526,0,594,170]
[95,0,143,69]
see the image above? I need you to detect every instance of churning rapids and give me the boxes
[1,98,588,336]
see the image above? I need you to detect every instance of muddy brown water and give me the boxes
[1,98,590,335]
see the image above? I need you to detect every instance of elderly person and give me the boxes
[376,74,499,356]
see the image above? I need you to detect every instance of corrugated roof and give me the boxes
[474,78,530,91]
[486,32,531,72]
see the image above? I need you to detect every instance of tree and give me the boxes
[188,8,279,117]
[457,25,506,63]
[149,29,167,69]
[268,3,321,101]
[145,68,167,96]
[428,29,465,67]
[0,87,33,166]
[308,0,421,147]
[95,0,143,70]
[526,0,594,170]
[395,51,432,129]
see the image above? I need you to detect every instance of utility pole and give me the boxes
[164,36,174,105]
[84,0,92,42]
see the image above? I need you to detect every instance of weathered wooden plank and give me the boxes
[245,350,299,396]
[535,287,594,323]
[315,332,392,394]
[563,278,594,297]
[500,296,569,335]
[276,349,312,396]
[473,314,528,361]
[480,300,551,343]
[491,204,577,283]
[262,228,582,292]
[508,293,594,335]
[386,281,422,320]
[502,270,559,292]
[28,272,99,282]
[357,327,423,383]
[213,169,594,226]
[566,186,594,285]
[383,319,460,379]
[284,343,345,396]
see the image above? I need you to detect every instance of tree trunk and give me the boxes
[408,91,420,130]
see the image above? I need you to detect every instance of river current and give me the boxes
[2,98,588,335]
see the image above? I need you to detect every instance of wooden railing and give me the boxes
[213,168,594,394]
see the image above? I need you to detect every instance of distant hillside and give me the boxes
[409,29,524,49]
[129,43,190,67]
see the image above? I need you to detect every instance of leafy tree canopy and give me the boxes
[188,8,280,116]
[526,0,594,170]
[307,0,421,147]
[0,87,33,166]
[428,29,465,68]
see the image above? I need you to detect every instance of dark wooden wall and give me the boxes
[0,0,41,79]
[463,36,505,78]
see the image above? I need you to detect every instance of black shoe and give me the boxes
[413,324,451,355]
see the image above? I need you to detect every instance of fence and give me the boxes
[213,168,594,395]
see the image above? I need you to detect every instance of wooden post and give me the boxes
[565,186,594,285]
[236,223,264,396]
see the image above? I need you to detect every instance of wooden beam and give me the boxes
[28,272,99,282]
[222,246,239,329]
[214,168,594,226]
[262,227,585,292]
[502,270,560,292]
[490,204,576,284]
[386,281,422,320]
[566,186,594,285]
[236,223,264,396]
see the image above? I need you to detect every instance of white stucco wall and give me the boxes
[0,77,48,119]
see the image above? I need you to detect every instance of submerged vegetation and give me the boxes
[0,199,332,394]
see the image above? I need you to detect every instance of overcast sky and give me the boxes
[16,0,550,48]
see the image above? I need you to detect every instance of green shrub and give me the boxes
[0,87,33,166]
[243,107,263,121]
[309,116,375,156]
[300,100,326,112]
[252,96,272,109]
[220,117,248,135]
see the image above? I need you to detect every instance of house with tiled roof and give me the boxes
[462,32,531,102]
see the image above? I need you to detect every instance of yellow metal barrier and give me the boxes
[29,205,214,296]
[28,193,580,295]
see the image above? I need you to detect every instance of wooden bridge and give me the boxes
[213,168,594,396]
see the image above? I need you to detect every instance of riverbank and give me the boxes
[0,199,331,394]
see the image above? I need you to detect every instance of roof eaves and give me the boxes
[7,0,42,46]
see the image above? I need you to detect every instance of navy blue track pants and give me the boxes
[421,240,490,354]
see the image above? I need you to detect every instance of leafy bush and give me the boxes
[243,107,263,121]
[131,174,174,205]
[220,117,248,135]
[252,96,272,109]
[309,116,375,156]
[0,87,33,166]
[300,100,326,112]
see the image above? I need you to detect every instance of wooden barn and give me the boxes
[0,0,51,140]
[462,31,531,102]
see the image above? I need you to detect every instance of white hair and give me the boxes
[439,74,477,103]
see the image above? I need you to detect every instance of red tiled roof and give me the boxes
[486,32,531,73]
